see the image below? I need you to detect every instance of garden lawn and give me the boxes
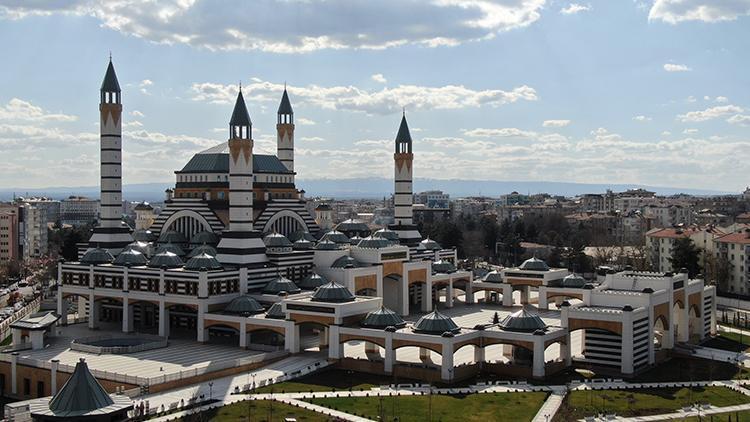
[553,386,750,421]
[253,369,408,394]
[307,391,548,422]
[178,399,328,422]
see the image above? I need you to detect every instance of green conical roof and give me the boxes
[100,59,120,93]
[48,359,114,414]
[278,88,293,115]
[395,114,412,145]
[230,89,252,126]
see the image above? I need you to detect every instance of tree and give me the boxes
[704,253,731,292]
[668,237,702,278]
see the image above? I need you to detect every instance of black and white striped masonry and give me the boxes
[88,59,133,253]
[388,113,422,246]
[215,88,269,268]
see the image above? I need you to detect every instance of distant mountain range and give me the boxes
[0,178,732,202]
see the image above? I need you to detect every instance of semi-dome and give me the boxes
[132,229,155,242]
[288,230,316,242]
[331,255,366,269]
[157,230,188,245]
[314,239,339,250]
[262,276,301,295]
[155,243,186,257]
[293,239,314,250]
[320,230,350,245]
[361,306,406,329]
[223,295,264,316]
[349,235,363,245]
[417,237,441,251]
[264,232,293,248]
[499,309,547,332]
[190,230,219,246]
[134,202,153,211]
[147,251,183,269]
[113,249,147,267]
[372,227,400,242]
[297,272,328,290]
[265,302,286,319]
[80,248,114,265]
[125,240,152,257]
[482,270,503,283]
[184,253,222,271]
[413,310,460,335]
[519,256,550,271]
[431,260,456,274]
[188,243,217,258]
[334,219,371,237]
[311,281,355,303]
[356,235,393,249]
[561,273,586,288]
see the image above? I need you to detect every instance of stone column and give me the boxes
[560,334,572,366]
[11,352,18,395]
[441,342,454,382]
[538,287,548,310]
[677,304,689,343]
[196,302,208,342]
[384,333,394,374]
[285,322,300,353]
[11,329,21,347]
[419,347,430,361]
[122,297,133,333]
[464,279,474,304]
[474,344,485,365]
[421,278,433,312]
[88,293,99,329]
[620,308,635,375]
[239,321,247,349]
[532,336,545,379]
[328,325,341,359]
[50,359,59,395]
[520,286,529,305]
[446,283,454,308]
[158,301,169,338]
[30,331,44,350]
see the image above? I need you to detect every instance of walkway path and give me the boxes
[275,398,375,422]
[532,386,566,422]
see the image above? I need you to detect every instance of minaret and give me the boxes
[388,112,421,245]
[88,58,133,253]
[277,87,294,172]
[216,87,268,267]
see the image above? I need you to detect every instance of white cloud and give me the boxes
[632,115,652,122]
[661,131,671,136]
[191,79,537,115]
[663,63,691,72]
[683,128,698,134]
[139,79,153,95]
[560,3,590,15]
[463,127,568,142]
[371,74,387,84]
[542,119,570,127]
[0,98,77,122]
[300,136,325,142]
[130,110,145,117]
[678,105,744,122]
[0,0,547,53]
[649,0,750,24]
[715,96,729,103]
[728,114,750,126]
[686,96,697,103]
[296,117,316,126]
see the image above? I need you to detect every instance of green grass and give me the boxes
[0,335,11,346]
[178,399,328,422]
[553,386,750,421]
[307,392,548,422]
[680,410,750,421]
[703,332,750,353]
[253,369,409,394]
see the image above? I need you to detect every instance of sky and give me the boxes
[0,0,749,192]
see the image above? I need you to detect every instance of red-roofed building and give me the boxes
[646,225,726,273]
[714,229,750,295]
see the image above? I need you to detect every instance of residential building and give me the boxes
[20,203,48,259]
[60,196,100,226]
[645,225,725,273]
[0,204,20,264]
[714,229,750,295]
[415,190,450,209]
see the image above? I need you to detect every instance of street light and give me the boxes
[208,381,213,402]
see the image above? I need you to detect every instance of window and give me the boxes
[23,378,30,396]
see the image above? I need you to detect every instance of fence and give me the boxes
[0,297,41,342]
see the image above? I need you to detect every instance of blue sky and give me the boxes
[0,0,749,191]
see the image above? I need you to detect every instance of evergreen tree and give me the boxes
[668,237,702,278]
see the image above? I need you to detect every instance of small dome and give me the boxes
[113,249,147,267]
[418,237,441,251]
[288,230,316,242]
[293,239,314,250]
[431,260,456,274]
[190,231,219,246]
[80,248,114,265]
[561,273,586,288]
[315,203,332,211]
[188,244,217,258]
[499,309,547,332]
[320,230,350,245]
[311,281,355,303]
[134,202,153,211]
[155,243,186,257]
[361,306,405,329]
[349,235,363,245]
[184,253,222,271]
[132,229,155,242]
[157,230,188,245]
[372,228,400,242]
[223,295,264,316]
[263,276,301,295]
[264,232,293,248]
[147,251,183,269]
[297,272,329,290]
[356,235,393,249]
[314,239,340,250]
[334,219,370,235]
[265,302,286,319]
[331,255,365,269]
[482,270,503,283]
[413,310,460,335]
[124,241,152,257]
[519,257,550,271]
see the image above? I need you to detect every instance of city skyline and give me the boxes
[1,0,749,191]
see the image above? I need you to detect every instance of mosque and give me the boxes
[42,59,719,393]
